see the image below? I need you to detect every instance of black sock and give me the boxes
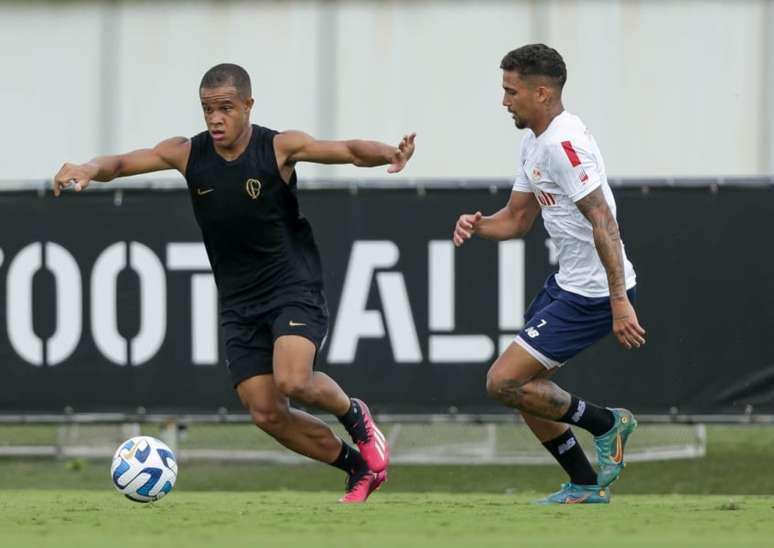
[542,429,598,486]
[558,395,615,437]
[330,442,368,476]
[337,399,367,443]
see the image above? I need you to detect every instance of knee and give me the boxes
[274,373,316,402]
[486,366,509,399]
[486,369,527,407]
[246,403,290,435]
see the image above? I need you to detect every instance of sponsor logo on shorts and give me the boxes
[289,321,307,327]
[525,319,547,338]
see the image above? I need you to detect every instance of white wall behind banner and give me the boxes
[1,0,772,182]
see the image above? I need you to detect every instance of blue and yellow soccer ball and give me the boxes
[110,436,178,503]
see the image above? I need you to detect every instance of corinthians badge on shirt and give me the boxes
[245,178,262,199]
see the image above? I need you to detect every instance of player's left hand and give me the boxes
[611,298,646,350]
[387,133,416,173]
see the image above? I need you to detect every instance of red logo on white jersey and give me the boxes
[562,140,589,184]
[561,141,581,166]
[536,191,556,207]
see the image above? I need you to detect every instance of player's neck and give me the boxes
[531,105,564,137]
[213,123,253,161]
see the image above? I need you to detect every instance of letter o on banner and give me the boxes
[6,242,82,366]
[91,242,166,366]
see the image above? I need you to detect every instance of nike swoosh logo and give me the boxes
[289,321,306,327]
[610,431,623,464]
[197,188,214,195]
[564,495,590,504]
[537,319,547,328]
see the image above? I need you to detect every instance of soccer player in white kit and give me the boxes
[453,44,646,504]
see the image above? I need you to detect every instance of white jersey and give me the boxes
[512,111,636,298]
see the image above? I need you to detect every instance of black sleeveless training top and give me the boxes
[184,124,323,310]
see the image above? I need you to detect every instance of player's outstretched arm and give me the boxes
[453,191,539,247]
[274,131,416,177]
[575,188,646,350]
[52,137,191,196]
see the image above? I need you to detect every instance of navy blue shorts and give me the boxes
[515,274,637,368]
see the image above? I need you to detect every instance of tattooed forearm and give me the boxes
[576,188,627,301]
[494,379,571,419]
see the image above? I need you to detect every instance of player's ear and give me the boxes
[536,85,551,104]
[244,97,255,111]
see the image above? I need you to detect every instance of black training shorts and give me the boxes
[221,291,329,387]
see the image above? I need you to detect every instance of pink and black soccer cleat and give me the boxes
[339,470,387,504]
[351,398,390,473]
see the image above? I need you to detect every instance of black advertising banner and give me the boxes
[0,186,772,414]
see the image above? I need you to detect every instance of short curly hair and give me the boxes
[500,44,567,89]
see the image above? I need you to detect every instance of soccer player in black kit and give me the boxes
[53,64,415,503]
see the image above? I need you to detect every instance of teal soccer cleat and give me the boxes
[593,408,638,487]
[533,482,611,505]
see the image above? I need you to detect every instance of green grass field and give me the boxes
[1,425,773,494]
[1,425,773,547]
[1,491,772,548]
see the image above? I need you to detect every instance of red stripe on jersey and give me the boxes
[561,141,581,167]
[547,192,555,205]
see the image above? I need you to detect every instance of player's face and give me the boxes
[502,71,535,130]
[199,86,254,147]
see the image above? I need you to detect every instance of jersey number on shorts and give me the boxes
[525,319,547,338]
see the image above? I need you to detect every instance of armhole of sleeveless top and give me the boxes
[184,132,204,183]
[266,127,299,187]
[258,125,283,179]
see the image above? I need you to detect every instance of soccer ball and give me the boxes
[110,436,178,503]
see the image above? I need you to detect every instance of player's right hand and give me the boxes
[611,298,646,350]
[453,211,483,247]
[53,163,96,197]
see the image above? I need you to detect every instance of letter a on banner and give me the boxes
[328,241,422,363]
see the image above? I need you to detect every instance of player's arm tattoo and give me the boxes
[576,188,627,301]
